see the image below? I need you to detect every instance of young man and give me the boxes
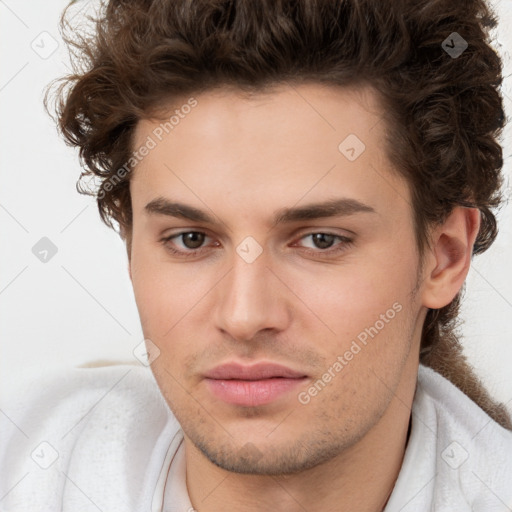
[1,0,512,510]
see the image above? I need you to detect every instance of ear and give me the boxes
[421,207,481,309]
[127,242,132,281]
[120,225,132,281]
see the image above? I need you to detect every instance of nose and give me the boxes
[213,249,290,343]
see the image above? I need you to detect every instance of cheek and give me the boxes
[290,263,416,415]
[130,240,176,334]
[324,265,408,305]
[129,241,220,360]
[130,255,200,387]
[290,250,417,353]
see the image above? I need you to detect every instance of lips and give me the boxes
[203,362,308,407]
[204,362,307,380]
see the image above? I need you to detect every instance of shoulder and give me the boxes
[387,364,512,512]
[0,362,180,511]
[416,364,512,456]
[1,362,170,441]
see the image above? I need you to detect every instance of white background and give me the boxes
[1,0,512,410]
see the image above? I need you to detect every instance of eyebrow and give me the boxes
[144,196,376,227]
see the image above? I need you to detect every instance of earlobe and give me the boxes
[421,207,481,309]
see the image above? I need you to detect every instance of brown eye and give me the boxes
[180,232,206,249]
[160,231,213,257]
[310,233,336,249]
[294,232,354,257]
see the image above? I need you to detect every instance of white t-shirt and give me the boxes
[1,363,511,511]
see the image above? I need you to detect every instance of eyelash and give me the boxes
[159,231,354,258]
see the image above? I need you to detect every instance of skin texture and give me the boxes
[128,83,480,512]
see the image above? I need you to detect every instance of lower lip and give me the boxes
[205,377,307,407]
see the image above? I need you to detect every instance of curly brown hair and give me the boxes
[46,0,511,428]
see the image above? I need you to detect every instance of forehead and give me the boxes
[130,83,411,225]
[134,82,384,149]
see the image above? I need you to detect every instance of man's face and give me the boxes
[129,83,425,474]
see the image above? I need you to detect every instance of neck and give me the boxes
[184,362,418,512]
